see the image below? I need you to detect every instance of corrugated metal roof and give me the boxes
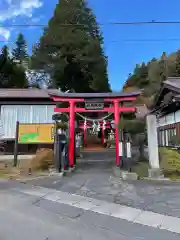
[173,94,180,100]
[0,88,141,99]
[0,88,141,98]
[0,88,58,98]
[164,77,180,90]
[47,90,141,98]
[153,77,180,109]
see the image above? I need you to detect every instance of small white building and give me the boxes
[145,78,180,177]
[153,78,180,147]
[0,88,56,153]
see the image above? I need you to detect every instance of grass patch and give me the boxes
[0,163,20,179]
[168,174,180,181]
[123,147,180,180]
[0,171,7,178]
[159,147,180,171]
[0,149,53,180]
[163,169,180,180]
[0,162,50,180]
[131,161,149,178]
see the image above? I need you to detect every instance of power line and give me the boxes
[0,41,14,43]
[1,20,180,28]
[110,38,180,42]
[2,38,180,44]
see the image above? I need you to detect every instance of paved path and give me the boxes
[27,151,180,218]
[0,181,180,239]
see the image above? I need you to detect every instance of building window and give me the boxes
[158,130,165,146]
[168,128,174,146]
[167,128,176,146]
[165,130,168,146]
[158,128,177,147]
[158,130,163,146]
[159,130,161,146]
[162,130,165,146]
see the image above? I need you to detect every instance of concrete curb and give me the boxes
[16,175,54,183]
[142,177,175,181]
[112,167,138,180]
[49,172,64,177]
[18,185,180,234]
[15,172,64,183]
[112,167,180,183]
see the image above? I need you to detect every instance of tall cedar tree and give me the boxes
[12,33,29,65]
[0,45,28,88]
[175,50,180,77]
[31,0,110,92]
[158,52,168,82]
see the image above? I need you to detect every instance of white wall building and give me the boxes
[153,78,180,147]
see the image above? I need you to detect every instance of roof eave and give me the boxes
[47,91,141,99]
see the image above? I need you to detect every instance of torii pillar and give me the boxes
[69,100,75,168]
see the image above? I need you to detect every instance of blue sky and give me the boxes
[1,0,180,91]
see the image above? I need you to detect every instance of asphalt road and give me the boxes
[1,150,180,239]
[0,180,180,240]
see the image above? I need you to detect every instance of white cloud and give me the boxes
[20,0,42,10]
[0,0,43,40]
[0,27,10,40]
[0,0,43,21]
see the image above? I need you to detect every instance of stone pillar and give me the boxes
[146,114,163,178]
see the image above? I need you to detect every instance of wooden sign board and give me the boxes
[18,123,55,144]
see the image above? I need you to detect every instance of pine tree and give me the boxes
[0,45,28,88]
[0,45,9,71]
[31,0,110,92]
[1,45,9,60]
[159,52,168,82]
[12,33,29,65]
[175,50,180,76]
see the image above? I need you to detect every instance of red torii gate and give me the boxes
[48,91,140,168]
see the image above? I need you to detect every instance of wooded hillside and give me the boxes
[123,51,180,107]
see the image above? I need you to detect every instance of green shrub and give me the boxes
[131,162,149,177]
[159,147,180,173]
[171,135,180,146]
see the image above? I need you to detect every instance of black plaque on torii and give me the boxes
[85,98,104,110]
